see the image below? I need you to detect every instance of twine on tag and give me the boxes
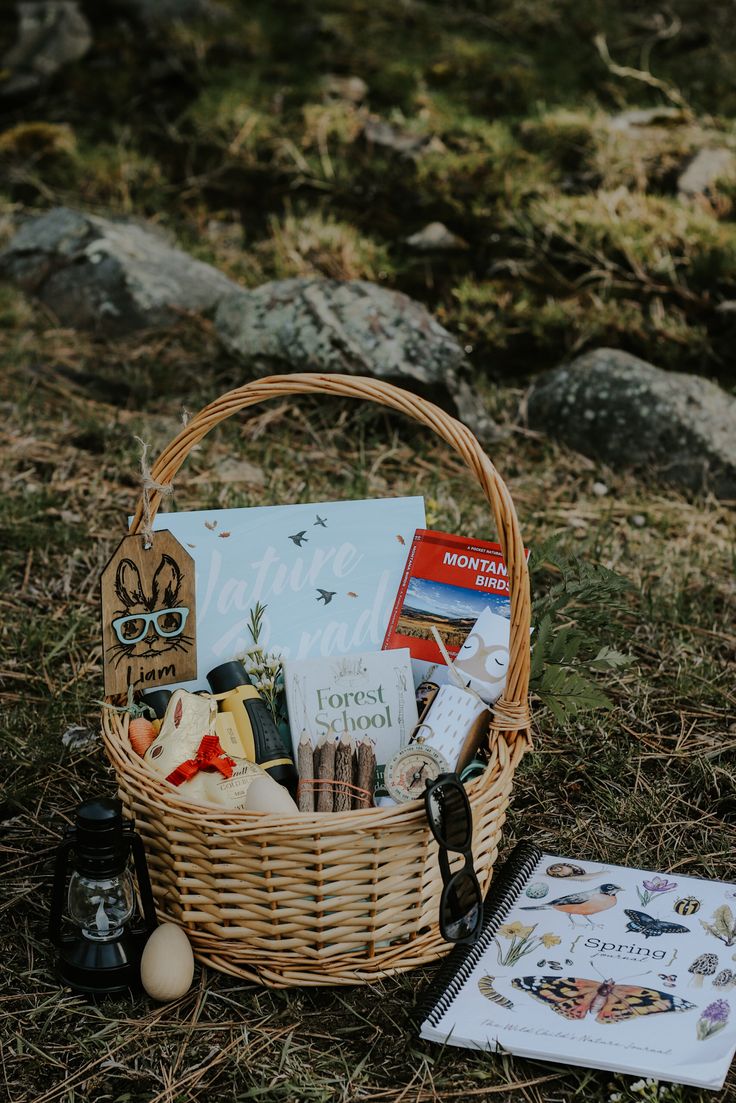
[135,436,173,549]
[429,625,487,710]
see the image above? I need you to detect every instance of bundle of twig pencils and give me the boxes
[297,726,376,812]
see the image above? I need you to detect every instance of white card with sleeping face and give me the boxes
[452,606,510,704]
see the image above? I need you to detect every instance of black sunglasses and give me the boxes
[424,773,483,945]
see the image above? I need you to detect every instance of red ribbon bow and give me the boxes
[166,734,236,787]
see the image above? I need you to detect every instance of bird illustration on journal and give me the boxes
[521,884,624,927]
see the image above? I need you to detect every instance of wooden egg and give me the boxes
[245,776,300,814]
[140,923,194,1002]
[129,718,157,757]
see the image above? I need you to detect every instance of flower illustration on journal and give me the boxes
[636,875,677,908]
[494,922,560,967]
[696,999,730,1041]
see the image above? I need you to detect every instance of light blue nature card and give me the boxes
[152,496,425,692]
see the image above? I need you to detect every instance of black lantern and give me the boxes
[49,797,157,996]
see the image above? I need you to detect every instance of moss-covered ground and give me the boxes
[0,3,735,1101]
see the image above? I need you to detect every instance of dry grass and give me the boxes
[1,2,736,1096]
[0,292,734,1103]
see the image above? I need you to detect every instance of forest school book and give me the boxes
[419,842,736,1090]
[150,496,425,692]
[283,649,417,799]
[382,529,527,691]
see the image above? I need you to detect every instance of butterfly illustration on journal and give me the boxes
[100,531,197,695]
[512,958,697,1025]
[624,909,690,939]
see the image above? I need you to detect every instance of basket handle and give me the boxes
[128,373,532,747]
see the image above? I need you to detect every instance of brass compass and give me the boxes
[385,742,450,803]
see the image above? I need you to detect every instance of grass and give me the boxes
[0,1,735,1099]
[3,3,736,379]
[0,293,734,1102]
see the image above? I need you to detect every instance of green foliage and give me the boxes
[531,536,634,625]
[5,2,736,378]
[529,538,634,724]
[247,600,268,646]
[252,210,392,282]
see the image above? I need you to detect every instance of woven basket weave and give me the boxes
[102,373,532,987]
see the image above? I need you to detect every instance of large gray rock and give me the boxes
[0,207,240,333]
[215,277,502,440]
[527,348,736,498]
[216,277,466,389]
[1,1,92,97]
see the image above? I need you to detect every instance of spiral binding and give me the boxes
[418,840,543,1028]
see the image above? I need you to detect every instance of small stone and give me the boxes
[405,222,468,252]
[592,481,608,497]
[678,148,735,199]
[362,116,429,156]
[630,514,646,528]
[322,75,368,103]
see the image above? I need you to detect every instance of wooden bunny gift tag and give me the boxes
[100,531,197,696]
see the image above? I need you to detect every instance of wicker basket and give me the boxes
[102,373,532,987]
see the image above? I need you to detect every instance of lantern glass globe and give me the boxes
[67,870,135,941]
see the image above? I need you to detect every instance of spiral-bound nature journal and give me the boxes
[419,842,736,1090]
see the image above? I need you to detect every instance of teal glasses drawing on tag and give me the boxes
[101,539,197,695]
[112,606,190,645]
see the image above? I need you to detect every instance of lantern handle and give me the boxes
[127,828,158,934]
[48,832,75,947]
